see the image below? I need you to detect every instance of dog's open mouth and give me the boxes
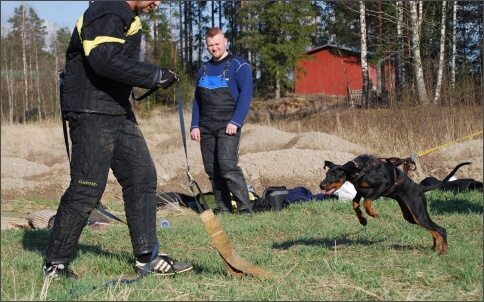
[325,188,336,195]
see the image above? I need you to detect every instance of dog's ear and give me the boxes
[324,161,336,170]
[341,160,359,173]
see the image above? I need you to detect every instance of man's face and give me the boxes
[206,33,227,61]
[135,1,161,13]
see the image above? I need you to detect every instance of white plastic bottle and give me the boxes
[159,218,170,228]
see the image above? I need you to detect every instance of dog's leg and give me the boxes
[352,194,367,226]
[428,230,447,254]
[434,230,447,254]
[431,231,439,251]
[440,237,447,254]
[363,198,379,217]
[396,195,448,254]
[358,182,386,218]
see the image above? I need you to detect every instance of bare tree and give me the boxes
[451,1,457,89]
[50,27,70,117]
[35,41,43,113]
[396,1,405,88]
[434,1,447,104]
[20,6,29,113]
[410,1,430,104]
[2,32,14,124]
[51,34,62,116]
[359,1,369,108]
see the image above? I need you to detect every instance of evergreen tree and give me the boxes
[237,1,317,99]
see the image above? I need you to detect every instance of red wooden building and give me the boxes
[295,44,380,97]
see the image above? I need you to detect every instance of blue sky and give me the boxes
[1,1,90,29]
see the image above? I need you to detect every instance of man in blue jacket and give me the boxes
[190,27,254,216]
[44,1,192,279]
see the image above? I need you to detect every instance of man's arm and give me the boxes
[83,14,160,89]
[229,60,253,127]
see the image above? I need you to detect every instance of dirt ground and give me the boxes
[1,117,482,223]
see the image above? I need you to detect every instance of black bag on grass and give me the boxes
[254,186,290,212]
[156,192,194,208]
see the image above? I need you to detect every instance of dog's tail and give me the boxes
[420,162,471,192]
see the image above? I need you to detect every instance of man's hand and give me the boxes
[226,123,238,135]
[190,128,201,142]
[157,68,179,89]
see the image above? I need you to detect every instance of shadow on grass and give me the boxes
[428,195,483,214]
[271,235,384,250]
[21,229,132,261]
[21,229,220,276]
[387,244,428,252]
[271,236,430,253]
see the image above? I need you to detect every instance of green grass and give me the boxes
[1,190,482,301]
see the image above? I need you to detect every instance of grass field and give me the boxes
[1,104,482,301]
[1,189,482,301]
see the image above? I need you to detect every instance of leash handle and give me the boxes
[130,86,160,101]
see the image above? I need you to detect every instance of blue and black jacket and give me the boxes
[190,53,253,130]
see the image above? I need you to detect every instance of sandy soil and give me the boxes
[1,117,482,222]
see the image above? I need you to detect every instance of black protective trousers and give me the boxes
[199,123,252,212]
[46,113,158,265]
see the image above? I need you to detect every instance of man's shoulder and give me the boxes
[228,54,251,70]
[84,1,134,25]
[229,54,247,64]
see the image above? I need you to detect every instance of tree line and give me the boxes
[1,1,482,124]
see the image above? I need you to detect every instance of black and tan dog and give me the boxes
[320,154,470,254]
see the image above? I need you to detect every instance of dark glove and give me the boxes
[157,68,179,89]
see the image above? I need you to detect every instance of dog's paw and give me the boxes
[358,217,368,226]
[368,211,379,218]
